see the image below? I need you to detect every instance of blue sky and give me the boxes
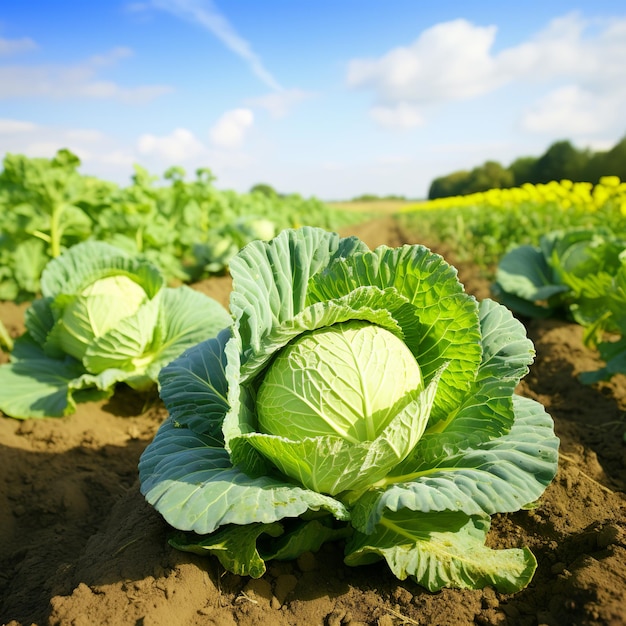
[1,1,625,199]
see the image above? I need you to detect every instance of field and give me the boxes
[1,215,625,626]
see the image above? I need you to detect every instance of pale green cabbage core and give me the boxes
[256,320,423,444]
[58,274,148,360]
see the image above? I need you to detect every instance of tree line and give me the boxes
[428,136,626,199]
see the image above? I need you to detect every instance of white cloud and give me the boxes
[0,118,38,133]
[147,0,283,91]
[0,116,261,188]
[0,35,38,56]
[347,19,501,105]
[347,12,626,138]
[0,46,172,103]
[209,108,254,148]
[522,84,623,135]
[370,102,423,130]
[247,88,315,118]
[137,127,207,161]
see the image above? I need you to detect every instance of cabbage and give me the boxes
[139,227,559,593]
[53,275,149,361]
[493,228,626,383]
[0,241,231,418]
[257,321,423,443]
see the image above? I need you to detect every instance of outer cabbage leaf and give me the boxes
[145,286,231,378]
[169,518,351,579]
[493,244,568,318]
[345,511,536,593]
[237,286,414,382]
[40,240,164,299]
[157,329,231,443]
[228,226,368,362]
[307,244,482,424]
[0,335,111,418]
[23,297,56,346]
[169,523,284,578]
[351,395,559,534]
[397,298,535,465]
[138,419,350,535]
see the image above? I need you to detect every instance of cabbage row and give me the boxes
[494,228,626,383]
[0,149,361,301]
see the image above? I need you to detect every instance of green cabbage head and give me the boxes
[139,227,559,592]
[0,241,231,418]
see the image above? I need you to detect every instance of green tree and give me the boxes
[465,161,514,194]
[509,156,538,186]
[531,140,590,183]
[583,136,626,183]
[250,183,278,198]
[428,170,471,199]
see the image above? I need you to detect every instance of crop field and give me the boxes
[0,154,625,626]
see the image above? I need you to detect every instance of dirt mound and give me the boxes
[1,217,625,626]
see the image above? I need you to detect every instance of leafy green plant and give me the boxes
[0,149,115,300]
[493,228,626,382]
[139,227,559,592]
[0,241,231,419]
[0,150,362,299]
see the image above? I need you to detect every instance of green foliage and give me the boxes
[493,228,626,383]
[0,150,361,301]
[139,227,558,592]
[429,158,531,199]
[583,137,626,183]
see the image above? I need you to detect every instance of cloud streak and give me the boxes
[0,47,172,102]
[148,0,283,91]
[246,88,315,118]
[0,35,38,56]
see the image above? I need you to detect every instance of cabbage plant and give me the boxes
[139,227,559,592]
[493,228,626,383]
[0,241,230,418]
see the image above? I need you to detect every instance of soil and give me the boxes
[1,217,625,626]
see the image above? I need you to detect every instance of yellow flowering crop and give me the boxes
[402,178,626,215]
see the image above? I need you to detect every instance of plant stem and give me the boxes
[50,201,63,257]
[0,319,14,352]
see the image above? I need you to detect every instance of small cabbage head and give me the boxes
[54,274,150,361]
